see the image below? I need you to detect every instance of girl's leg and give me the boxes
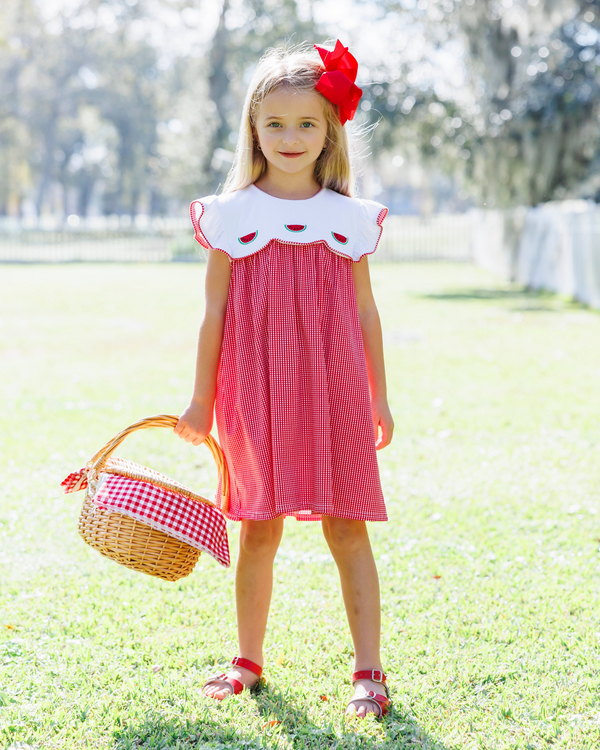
[204,516,284,699]
[321,516,384,718]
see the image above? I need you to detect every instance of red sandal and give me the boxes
[202,656,263,698]
[345,669,391,718]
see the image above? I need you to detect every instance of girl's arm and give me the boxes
[352,256,394,450]
[174,248,232,445]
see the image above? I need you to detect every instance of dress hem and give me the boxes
[220,508,388,523]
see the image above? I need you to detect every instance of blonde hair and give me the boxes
[223,43,354,197]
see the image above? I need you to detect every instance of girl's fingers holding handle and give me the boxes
[184,430,202,444]
[174,420,187,438]
[174,421,195,443]
[174,418,208,446]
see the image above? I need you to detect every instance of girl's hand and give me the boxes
[174,399,214,446]
[371,398,394,450]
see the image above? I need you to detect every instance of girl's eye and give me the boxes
[268,122,281,127]
[301,122,314,128]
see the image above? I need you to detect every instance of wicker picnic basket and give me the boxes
[62,414,230,582]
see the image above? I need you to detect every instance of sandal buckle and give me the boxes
[372,669,384,683]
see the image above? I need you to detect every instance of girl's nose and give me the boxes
[281,127,300,145]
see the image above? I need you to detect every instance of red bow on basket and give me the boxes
[314,40,363,125]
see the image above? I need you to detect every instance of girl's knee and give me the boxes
[239,517,283,557]
[322,517,369,555]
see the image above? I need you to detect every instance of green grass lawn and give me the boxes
[1,262,599,750]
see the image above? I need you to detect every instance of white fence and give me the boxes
[0,213,472,263]
[3,205,600,310]
[0,215,195,263]
[471,201,600,310]
[378,214,471,261]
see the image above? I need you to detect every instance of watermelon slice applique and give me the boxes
[238,231,258,245]
[285,224,307,232]
[331,232,349,245]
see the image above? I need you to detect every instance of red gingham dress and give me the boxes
[191,185,388,522]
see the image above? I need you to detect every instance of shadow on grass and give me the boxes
[112,685,452,750]
[252,689,453,750]
[417,287,565,311]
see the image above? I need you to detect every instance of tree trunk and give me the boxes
[203,0,231,190]
[35,114,57,216]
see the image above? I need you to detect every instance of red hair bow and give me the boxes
[314,40,363,125]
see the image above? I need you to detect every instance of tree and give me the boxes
[201,0,320,192]
[0,0,324,215]
[0,0,197,216]
[454,0,600,205]
[361,0,600,207]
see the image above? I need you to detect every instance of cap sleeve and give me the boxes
[355,199,388,261]
[190,195,229,256]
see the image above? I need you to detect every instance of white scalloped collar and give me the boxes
[216,185,361,260]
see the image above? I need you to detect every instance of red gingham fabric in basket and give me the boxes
[94,473,230,567]
[62,469,88,494]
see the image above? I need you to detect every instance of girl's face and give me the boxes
[254,88,328,179]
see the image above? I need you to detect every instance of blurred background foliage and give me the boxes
[1,0,599,217]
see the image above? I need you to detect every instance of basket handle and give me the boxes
[86,414,230,513]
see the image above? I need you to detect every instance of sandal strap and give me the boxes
[202,657,263,698]
[364,689,389,706]
[352,669,386,684]
[346,690,390,718]
[231,656,263,678]
[202,672,244,696]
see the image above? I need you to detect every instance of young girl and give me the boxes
[175,40,394,719]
